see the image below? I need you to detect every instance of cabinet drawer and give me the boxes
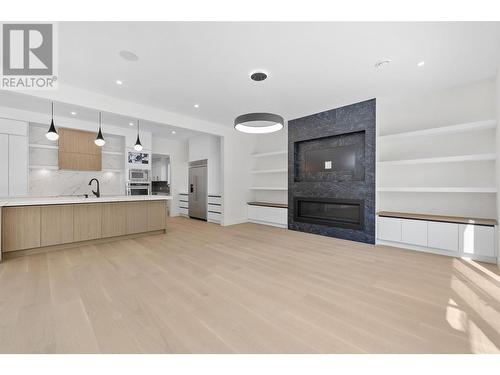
[459,224,495,257]
[428,221,459,252]
[208,211,222,223]
[248,205,287,225]
[401,219,427,247]
[377,216,401,242]
[179,207,189,216]
[208,195,222,205]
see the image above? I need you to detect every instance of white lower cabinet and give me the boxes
[428,222,459,252]
[247,205,287,228]
[459,224,495,258]
[378,215,497,263]
[377,217,401,242]
[401,219,427,246]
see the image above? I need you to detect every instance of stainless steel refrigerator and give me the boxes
[188,159,208,220]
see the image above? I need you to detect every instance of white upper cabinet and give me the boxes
[8,135,28,196]
[0,118,28,136]
[0,134,9,197]
[0,119,29,197]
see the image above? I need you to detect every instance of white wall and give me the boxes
[496,68,500,265]
[188,134,222,195]
[152,137,188,216]
[221,132,255,225]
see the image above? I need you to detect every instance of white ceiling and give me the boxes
[56,22,500,127]
[0,90,205,140]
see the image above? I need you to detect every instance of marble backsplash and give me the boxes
[30,169,125,197]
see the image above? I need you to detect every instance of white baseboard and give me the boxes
[248,219,287,229]
[376,239,497,264]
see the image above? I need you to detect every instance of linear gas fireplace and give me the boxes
[293,197,364,230]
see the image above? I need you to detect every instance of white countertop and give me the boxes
[0,195,172,207]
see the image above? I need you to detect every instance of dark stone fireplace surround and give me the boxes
[288,99,376,244]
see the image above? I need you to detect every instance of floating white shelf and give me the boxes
[378,153,496,166]
[377,120,496,141]
[102,169,123,173]
[250,168,288,174]
[30,165,58,170]
[377,187,497,193]
[251,150,287,158]
[250,187,288,191]
[29,144,58,150]
[102,151,124,156]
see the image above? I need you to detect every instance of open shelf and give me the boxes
[102,169,123,173]
[377,187,497,193]
[29,144,58,150]
[378,153,496,166]
[250,168,287,174]
[250,187,288,191]
[378,120,496,141]
[102,151,124,156]
[251,150,287,158]
[30,165,58,170]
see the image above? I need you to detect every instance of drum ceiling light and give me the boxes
[234,112,285,134]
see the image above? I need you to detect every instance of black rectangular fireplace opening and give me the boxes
[293,197,364,230]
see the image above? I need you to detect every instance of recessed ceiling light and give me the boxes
[374,60,392,69]
[171,130,176,134]
[70,111,76,116]
[119,50,139,62]
[129,122,134,126]
[250,71,268,81]
[417,61,425,67]
[116,80,123,85]
[194,104,199,108]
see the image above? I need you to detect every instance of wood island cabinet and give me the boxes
[41,205,74,246]
[73,203,102,241]
[1,200,167,254]
[101,203,128,238]
[2,206,41,252]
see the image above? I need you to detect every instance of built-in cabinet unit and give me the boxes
[247,131,288,228]
[177,193,223,224]
[58,128,102,171]
[0,118,28,197]
[1,200,167,253]
[377,213,497,263]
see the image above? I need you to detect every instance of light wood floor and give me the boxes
[0,217,499,353]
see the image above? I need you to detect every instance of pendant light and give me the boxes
[95,112,106,147]
[234,113,285,134]
[134,119,143,151]
[45,101,59,141]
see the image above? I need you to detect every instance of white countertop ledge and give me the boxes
[0,195,173,207]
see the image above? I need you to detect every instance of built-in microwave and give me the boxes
[128,169,150,182]
[126,182,151,196]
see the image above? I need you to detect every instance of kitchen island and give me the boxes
[0,195,172,260]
